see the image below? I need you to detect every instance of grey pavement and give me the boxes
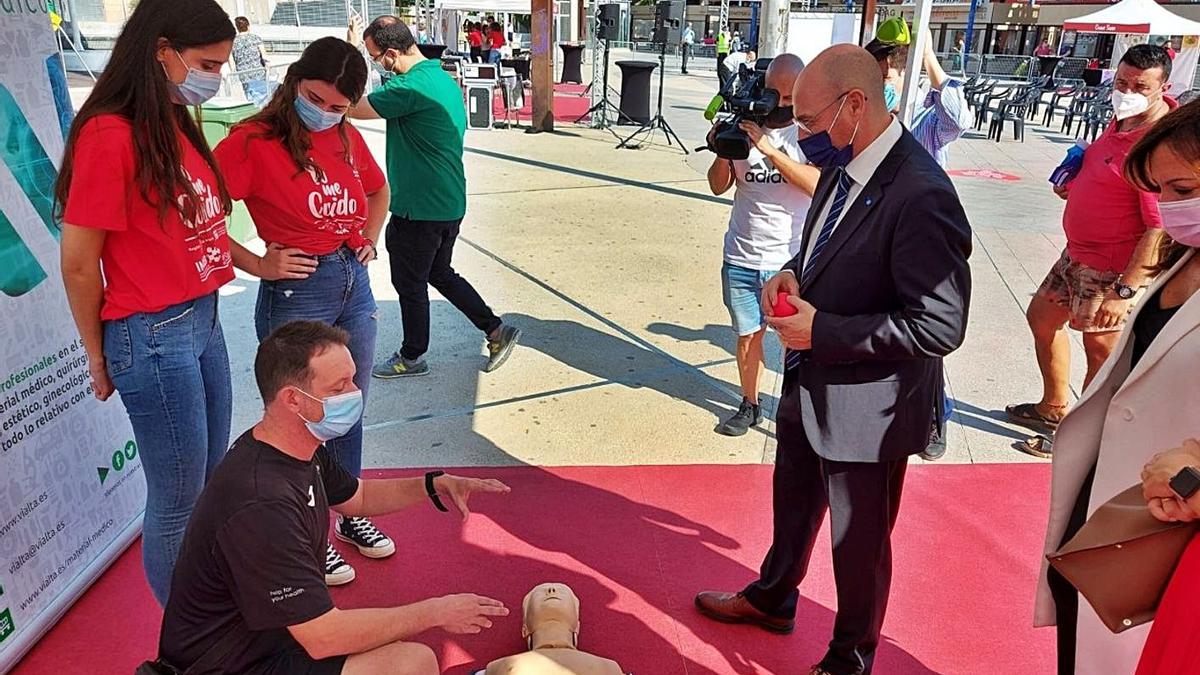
[88,57,1090,470]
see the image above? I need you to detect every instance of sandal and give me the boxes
[1014,434,1053,459]
[1005,402,1065,432]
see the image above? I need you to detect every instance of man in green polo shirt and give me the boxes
[350,17,520,378]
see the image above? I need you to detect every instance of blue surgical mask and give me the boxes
[797,96,859,170]
[294,94,344,132]
[166,50,223,106]
[296,388,363,441]
[883,82,898,112]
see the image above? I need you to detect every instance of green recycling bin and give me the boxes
[196,100,258,243]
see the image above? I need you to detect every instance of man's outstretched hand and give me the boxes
[433,474,511,521]
[429,594,510,634]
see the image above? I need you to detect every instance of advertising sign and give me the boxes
[0,4,146,671]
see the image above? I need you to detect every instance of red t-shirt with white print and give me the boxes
[64,114,234,321]
[213,121,386,256]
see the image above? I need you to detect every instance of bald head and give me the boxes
[791,44,893,161]
[766,53,805,92]
[764,52,805,115]
[796,44,887,113]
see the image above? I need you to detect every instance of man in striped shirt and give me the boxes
[867,28,973,168]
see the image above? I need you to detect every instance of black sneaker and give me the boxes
[920,425,948,461]
[716,398,762,437]
[324,544,355,586]
[484,324,521,373]
[335,516,396,559]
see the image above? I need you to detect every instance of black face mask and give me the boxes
[766,105,794,127]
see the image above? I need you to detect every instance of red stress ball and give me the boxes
[773,291,798,318]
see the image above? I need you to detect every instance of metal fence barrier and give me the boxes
[62,0,396,53]
[936,53,1040,82]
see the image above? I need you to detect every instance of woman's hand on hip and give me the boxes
[355,243,377,265]
[259,243,318,280]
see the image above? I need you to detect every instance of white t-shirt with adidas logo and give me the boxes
[723,123,812,271]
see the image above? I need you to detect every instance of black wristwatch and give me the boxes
[425,470,449,512]
[1170,467,1200,500]
[1113,281,1138,300]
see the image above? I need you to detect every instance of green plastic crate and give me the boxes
[196,100,258,243]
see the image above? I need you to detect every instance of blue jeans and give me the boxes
[255,246,377,477]
[103,292,231,606]
[721,262,776,336]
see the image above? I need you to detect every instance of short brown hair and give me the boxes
[255,321,350,403]
[234,16,250,32]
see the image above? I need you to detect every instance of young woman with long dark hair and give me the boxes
[214,37,393,586]
[56,0,236,606]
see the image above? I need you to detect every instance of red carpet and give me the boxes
[11,464,1054,674]
[491,82,594,123]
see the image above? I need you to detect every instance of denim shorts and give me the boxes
[721,262,777,336]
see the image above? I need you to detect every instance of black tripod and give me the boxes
[575,37,632,127]
[615,41,688,153]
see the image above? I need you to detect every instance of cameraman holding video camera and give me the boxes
[706,54,819,436]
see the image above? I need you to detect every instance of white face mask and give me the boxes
[1159,197,1200,247]
[1111,89,1151,120]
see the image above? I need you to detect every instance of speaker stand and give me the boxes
[614,42,688,154]
[576,39,633,128]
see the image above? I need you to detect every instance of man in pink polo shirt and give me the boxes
[1007,45,1176,457]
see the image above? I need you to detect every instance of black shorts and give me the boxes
[252,649,347,675]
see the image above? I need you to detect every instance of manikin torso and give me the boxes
[482,583,626,675]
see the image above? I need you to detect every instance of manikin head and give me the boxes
[521,583,581,650]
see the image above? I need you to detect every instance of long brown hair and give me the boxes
[236,37,367,182]
[1125,99,1200,273]
[54,0,235,225]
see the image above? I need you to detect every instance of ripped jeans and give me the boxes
[255,246,377,476]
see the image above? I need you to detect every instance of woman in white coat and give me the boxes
[1036,99,1200,674]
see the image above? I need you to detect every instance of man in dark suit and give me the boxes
[695,45,972,675]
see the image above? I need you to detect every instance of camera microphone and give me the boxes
[703,94,724,121]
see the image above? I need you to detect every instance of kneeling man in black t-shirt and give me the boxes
[158,320,511,675]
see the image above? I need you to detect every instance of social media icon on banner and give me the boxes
[0,608,14,644]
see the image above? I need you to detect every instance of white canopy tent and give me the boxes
[431,0,531,51]
[1064,0,1200,92]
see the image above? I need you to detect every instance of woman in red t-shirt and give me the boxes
[56,0,236,607]
[487,22,506,65]
[468,22,484,63]
[214,37,392,585]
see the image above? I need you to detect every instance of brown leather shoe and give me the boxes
[694,591,795,634]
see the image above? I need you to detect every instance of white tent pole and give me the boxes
[898,0,933,127]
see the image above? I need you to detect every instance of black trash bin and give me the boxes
[1037,56,1062,84]
[502,57,531,82]
[559,43,585,84]
[417,44,448,59]
[616,60,657,124]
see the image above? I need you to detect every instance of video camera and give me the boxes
[702,57,778,160]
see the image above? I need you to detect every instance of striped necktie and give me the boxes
[784,169,854,372]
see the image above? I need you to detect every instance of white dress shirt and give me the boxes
[802,116,903,269]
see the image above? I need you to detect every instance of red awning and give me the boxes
[1062,21,1151,33]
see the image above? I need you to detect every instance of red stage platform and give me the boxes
[12,464,1055,674]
